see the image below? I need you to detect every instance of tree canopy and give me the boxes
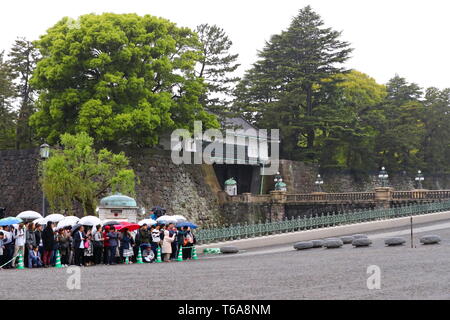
[40,132,136,215]
[235,5,353,161]
[30,13,219,147]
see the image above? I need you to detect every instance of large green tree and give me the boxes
[0,51,17,149]
[419,87,450,174]
[317,71,387,175]
[374,75,425,172]
[8,38,40,149]
[195,24,240,119]
[234,6,352,161]
[41,132,136,215]
[30,13,219,148]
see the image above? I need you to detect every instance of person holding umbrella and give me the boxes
[25,223,37,268]
[102,225,110,265]
[106,226,119,265]
[72,225,87,266]
[12,222,26,268]
[42,221,55,267]
[92,225,104,265]
[162,223,175,262]
[2,226,14,269]
[150,225,161,258]
[119,227,134,263]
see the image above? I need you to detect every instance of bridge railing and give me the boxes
[392,190,450,200]
[195,200,450,244]
[285,192,376,203]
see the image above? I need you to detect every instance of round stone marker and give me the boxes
[293,241,314,250]
[220,246,240,254]
[352,238,372,247]
[419,235,441,245]
[340,236,354,244]
[324,239,343,249]
[352,234,368,239]
[311,240,324,248]
[385,237,406,246]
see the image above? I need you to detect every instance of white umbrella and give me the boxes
[156,215,178,224]
[138,219,157,226]
[56,216,80,230]
[33,217,48,226]
[17,211,43,220]
[172,215,187,222]
[79,215,102,226]
[45,214,65,223]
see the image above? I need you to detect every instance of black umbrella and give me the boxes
[151,206,166,217]
[71,223,82,235]
[103,220,120,226]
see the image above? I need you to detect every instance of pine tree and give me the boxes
[195,24,240,120]
[234,6,352,161]
[0,51,17,149]
[8,37,39,149]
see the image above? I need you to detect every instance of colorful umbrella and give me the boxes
[0,217,23,226]
[176,221,198,229]
[115,223,140,232]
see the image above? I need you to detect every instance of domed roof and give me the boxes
[225,178,237,185]
[99,193,137,207]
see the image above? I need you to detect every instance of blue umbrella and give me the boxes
[0,217,23,226]
[176,221,198,229]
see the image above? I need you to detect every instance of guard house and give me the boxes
[224,177,238,196]
[98,193,139,223]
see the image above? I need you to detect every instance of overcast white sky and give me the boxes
[1,0,449,89]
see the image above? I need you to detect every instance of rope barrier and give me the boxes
[0,252,20,269]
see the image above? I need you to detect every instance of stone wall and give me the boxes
[0,147,224,225]
[124,148,223,227]
[0,148,42,217]
[2,147,450,226]
[278,159,450,193]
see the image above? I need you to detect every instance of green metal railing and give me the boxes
[196,200,450,244]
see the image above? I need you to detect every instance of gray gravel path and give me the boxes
[1,220,449,300]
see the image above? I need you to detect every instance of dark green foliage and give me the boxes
[8,38,40,149]
[0,51,17,149]
[195,24,240,120]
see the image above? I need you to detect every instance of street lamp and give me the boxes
[274,172,286,191]
[315,174,324,192]
[378,167,389,187]
[40,143,50,217]
[415,170,424,189]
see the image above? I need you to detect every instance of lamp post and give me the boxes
[274,172,284,191]
[315,174,324,192]
[378,167,389,188]
[40,143,50,217]
[415,170,424,189]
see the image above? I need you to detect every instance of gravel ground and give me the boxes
[1,221,450,300]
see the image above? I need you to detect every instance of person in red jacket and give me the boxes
[102,226,110,265]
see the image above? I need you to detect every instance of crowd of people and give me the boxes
[0,221,196,269]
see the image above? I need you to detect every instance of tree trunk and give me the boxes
[82,200,97,217]
[305,84,315,155]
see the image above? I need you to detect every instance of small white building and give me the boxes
[224,177,238,196]
[98,193,139,223]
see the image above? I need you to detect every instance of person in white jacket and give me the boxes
[161,224,175,262]
[12,223,26,268]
